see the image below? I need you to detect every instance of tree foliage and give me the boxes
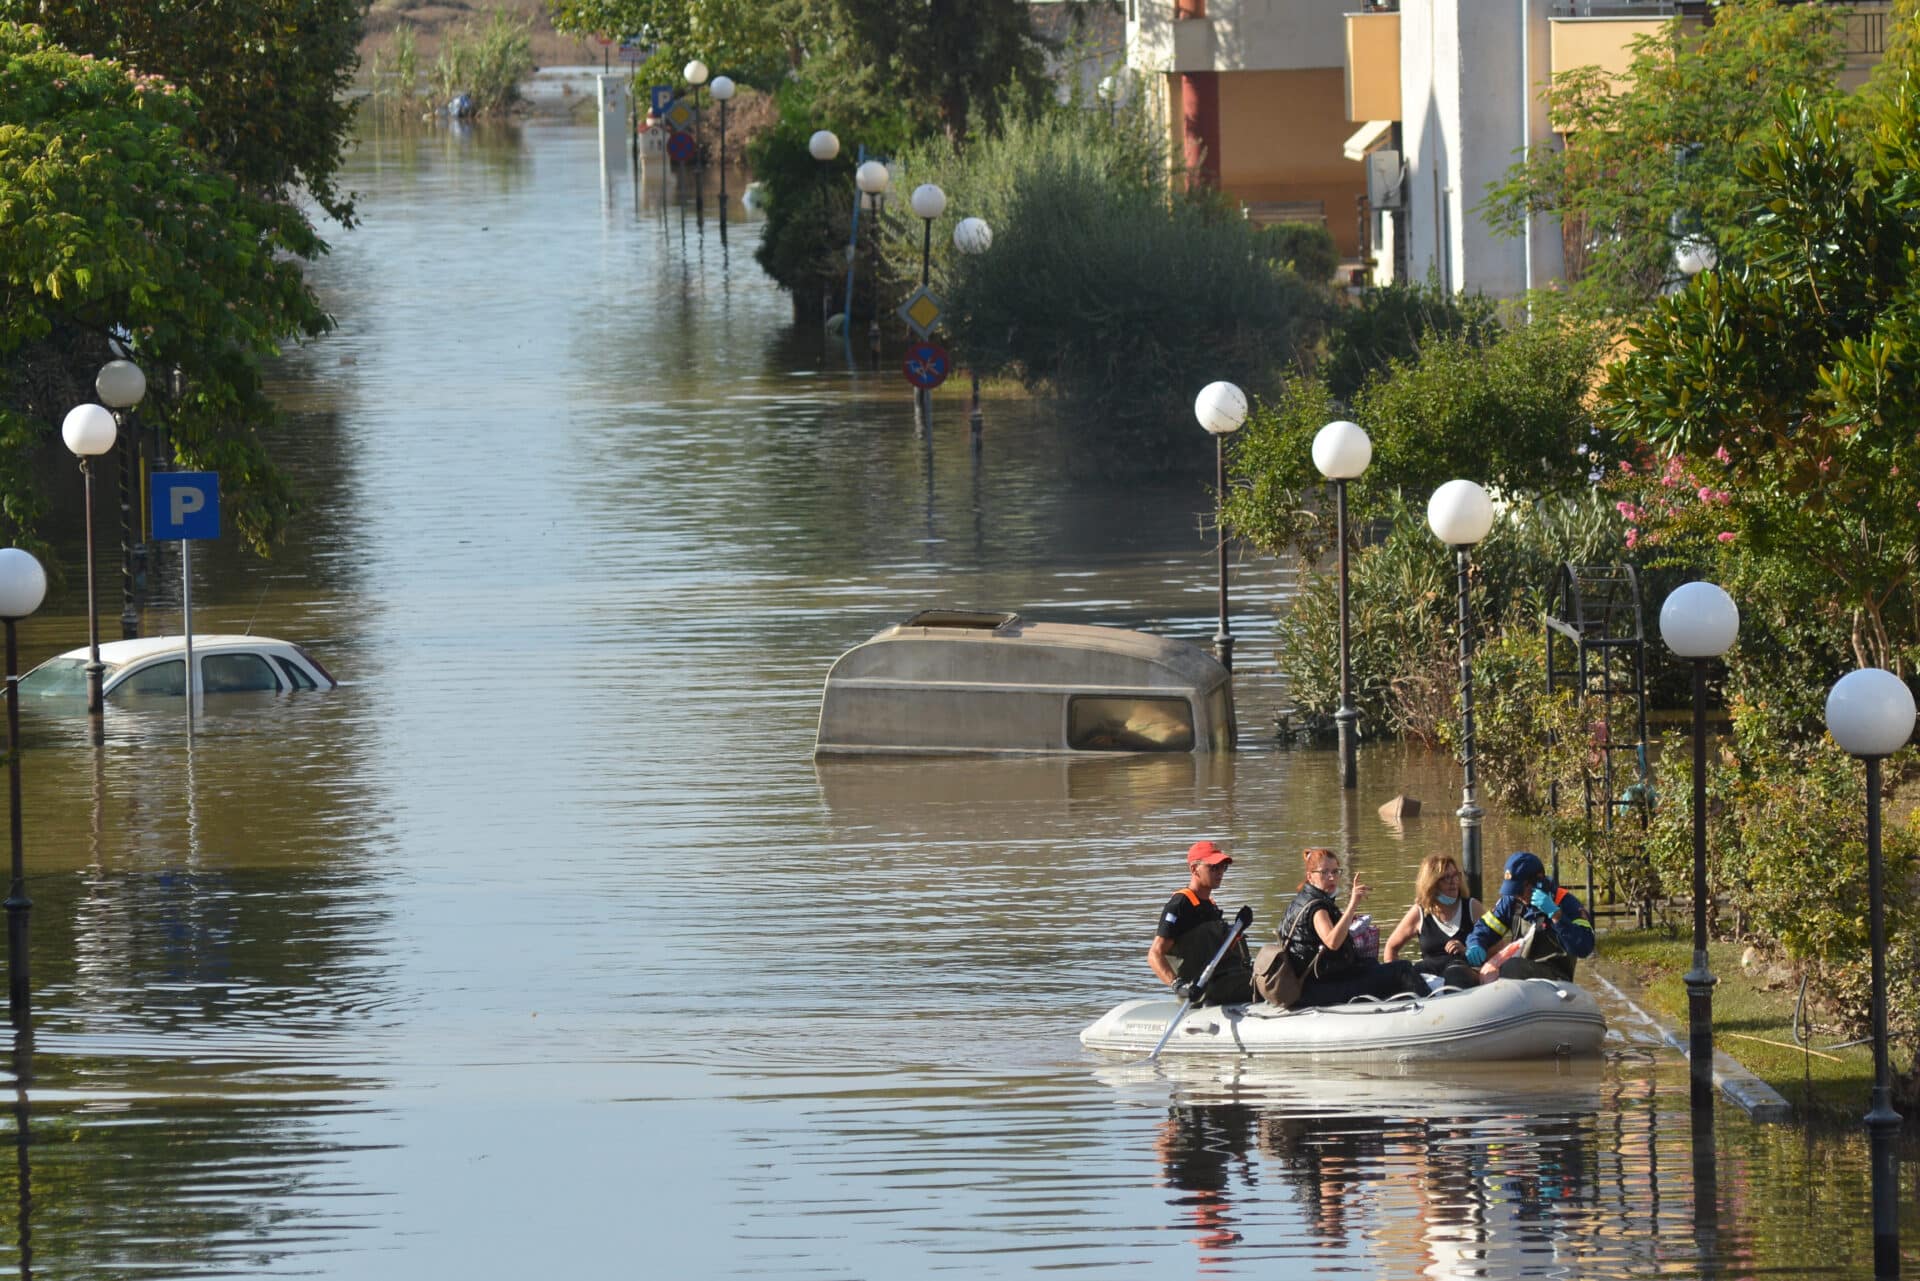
[1482,0,1846,313]
[1603,80,1920,672]
[1224,312,1609,564]
[7,0,368,226]
[0,22,331,549]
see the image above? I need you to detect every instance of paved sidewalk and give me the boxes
[1587,963,1795,1122]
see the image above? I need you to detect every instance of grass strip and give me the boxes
[1591,926,1876,1125]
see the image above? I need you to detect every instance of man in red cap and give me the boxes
[1147,840,1254,1005]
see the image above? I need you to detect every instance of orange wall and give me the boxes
[1217,66,1367,258]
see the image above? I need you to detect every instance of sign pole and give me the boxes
[182,537,194,729]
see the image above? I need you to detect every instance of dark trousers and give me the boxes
[1413,956,1482,990]
[1497,954,1576,982]
[1296,959,1425,1008]
[1196,967,1255,1007]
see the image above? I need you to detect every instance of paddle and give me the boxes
[1145,904,1254,1063]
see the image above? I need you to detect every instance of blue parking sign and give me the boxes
[151,472,220,541]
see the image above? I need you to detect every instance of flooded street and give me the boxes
[0,104,1913,1276]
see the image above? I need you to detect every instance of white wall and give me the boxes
[1397,0,1562,298]
[1129,0,1352,73]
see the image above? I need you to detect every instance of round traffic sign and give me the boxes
[666,131,697,162]
[903,342,951,390]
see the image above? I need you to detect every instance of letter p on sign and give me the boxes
[151,472,221,541]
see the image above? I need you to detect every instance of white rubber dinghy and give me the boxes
[1080,978,1606,1061]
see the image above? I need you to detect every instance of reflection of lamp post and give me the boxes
[1427,479,1494,904]
[1194,381,1249,673]
[1825,666,1915,1281]
[1659,580,1739,1113]
[1313,419,1371,790]
[683,59,708,219]
[0,547,47,1028]
[809,130,842,326]
[855,159,891,365]
[952,216,992,444]
[96,359,146,640]
[710,75,734,209]
[908,183,946,427]
[62,403,118,718]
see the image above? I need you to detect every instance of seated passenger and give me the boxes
[1464,851,1596,981]
[1147,840,1255,1006]
[1276,848,1425,1007]
[1383,852,1484,990]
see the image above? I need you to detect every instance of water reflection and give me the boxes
[0,114,1908,1277]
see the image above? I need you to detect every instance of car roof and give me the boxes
[44,635,308,666]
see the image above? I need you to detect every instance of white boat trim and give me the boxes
[1080,978,1607,1061]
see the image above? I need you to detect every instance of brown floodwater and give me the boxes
[0,88,1911,1277]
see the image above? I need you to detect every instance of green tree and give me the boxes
[1482,0,1846,313]
[0,22,331,549]
[7,0,368,226]
[1603,81,1920,673]
[547,0,806,90]
[1223,312,1609,564]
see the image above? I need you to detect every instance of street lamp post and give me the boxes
[1193,381,1249,673]
[1313,419,1372,790]
[908,183,946,429]
[1427,479,1495,904]
[809,130,842,327]
[953,216,993,446]
[96,359,146,640]
[61,403,118,718]
[855,159,891,366]
[710,76,735,212]
[1825,666,1916,1281]
[683,59,708,220]
[1659,580,1740,1113]
[0,549,46,1029]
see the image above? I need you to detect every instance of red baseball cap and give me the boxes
[1187,840,1231,867]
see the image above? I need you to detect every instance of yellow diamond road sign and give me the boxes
[899,287,944,338]
[663,98,695,132]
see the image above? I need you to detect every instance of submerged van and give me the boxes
[813,610,1236,756]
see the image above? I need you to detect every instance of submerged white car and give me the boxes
[20,635,337,702]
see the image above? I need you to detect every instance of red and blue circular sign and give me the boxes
[666,131,697,162]
[903,342,951,390]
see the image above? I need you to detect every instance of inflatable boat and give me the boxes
[1079,978,1607,1061]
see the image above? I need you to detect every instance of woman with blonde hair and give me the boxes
[1274,848,1426,1007]
[1384,852,1483,990]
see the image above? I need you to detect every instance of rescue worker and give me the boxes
[1464,851,1596,981]
[1147,840,1255,1006]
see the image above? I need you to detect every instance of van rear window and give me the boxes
[1068,696,1195,752]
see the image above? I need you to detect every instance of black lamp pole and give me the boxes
[5,617,28,1028]
[1862,752,1900,1280]
[1453,545,1483,905]
[1214,432,1234,674]
[1685,657,1718,1112]
[1334,477,1357,789]
[81,458,103,719]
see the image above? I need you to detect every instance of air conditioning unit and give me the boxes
[1366,149,1404,211]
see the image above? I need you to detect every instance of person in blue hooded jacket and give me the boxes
[1464,851,1595,981]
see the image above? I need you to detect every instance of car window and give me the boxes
[272,655,317,690]
[19,657,88,699]
[202,652,281,694]
[1067,696,1195,752]
[117,660,185,698]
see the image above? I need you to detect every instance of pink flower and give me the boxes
[1698,486,1715,501]
[1618,460,1635,474]
[1717,531,1737,543]
[1714,446,1731,464]
[1625,528,1640,550]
